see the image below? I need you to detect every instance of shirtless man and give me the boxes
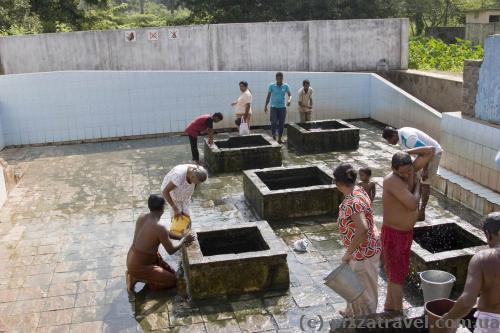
[383,126,442,221]
[126,194,195,292]
[441,212,500,332]
[381,150,434,313]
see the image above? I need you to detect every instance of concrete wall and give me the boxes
[426,27,465,43]
[475,35,500,124]
[0,19,409,74]
[441,112,500,193]
[0,71,372,146]
[463,60,482,117]
[369,74,442,142]
[466,22,500,45]
[384,70,463,113]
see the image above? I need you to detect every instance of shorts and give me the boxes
[381,225,413,284]
[420,152,441,185]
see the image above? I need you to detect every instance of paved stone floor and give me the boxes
[0,120,481,332]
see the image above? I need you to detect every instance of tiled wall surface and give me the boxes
[369,74,442,142]
[0,71,372,147]
[441,112,500,192]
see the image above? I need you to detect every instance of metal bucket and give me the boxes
[324,263,365,303]
[420,270,456,303]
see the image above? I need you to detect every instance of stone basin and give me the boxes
[243,165,341,221]
[287,119,360,153]
[181,221,289,300]
[204,134,282,174]
[410,219,488,290]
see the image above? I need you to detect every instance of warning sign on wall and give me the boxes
[168,29,179,40]
[148,30,159,41]
[125,31,136,42]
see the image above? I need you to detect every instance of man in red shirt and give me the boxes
[185,113,223,163]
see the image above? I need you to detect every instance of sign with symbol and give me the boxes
[168,29,179,39]
[125,31,136,42]
[148,30,159,41]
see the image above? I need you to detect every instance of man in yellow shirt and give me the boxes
[298,79,313,122]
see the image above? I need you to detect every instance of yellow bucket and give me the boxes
[170,214,191,238]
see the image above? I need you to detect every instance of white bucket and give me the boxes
[324,263,365,303]
[420,270,456,303]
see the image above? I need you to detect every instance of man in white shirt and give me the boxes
[297,79,313,122]
[161,164,208,218]
[383,126,442,221]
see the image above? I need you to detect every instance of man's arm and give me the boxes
[370,183,376,202]
[387,177,420,210]
[286,88,292,106]
[407,146,435,173]
[158,225,192,255]
[309,96,313,108]
[244,102,251,120]
[298,90,304,107]
[162,181,181,217]
[207,128,214,145]
[442,254,483,320]
[264,92,271,113]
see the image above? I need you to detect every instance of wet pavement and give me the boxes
[0,120,482,332]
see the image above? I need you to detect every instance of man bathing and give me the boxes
[383,126,442,221]
[126,194,195,292]
[382,150,434,313]
[441,212,500,332]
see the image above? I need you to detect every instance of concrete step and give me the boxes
[433,167,500,216]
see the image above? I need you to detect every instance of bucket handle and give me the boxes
[418,271,457,288]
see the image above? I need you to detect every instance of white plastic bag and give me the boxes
[239,117,250,135]
[293,239,310,252]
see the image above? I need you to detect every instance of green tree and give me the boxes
[0,0,42,34]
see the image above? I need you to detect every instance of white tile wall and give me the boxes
[0,71,372,146]
[369,74,442,141]
[0,71,442,147]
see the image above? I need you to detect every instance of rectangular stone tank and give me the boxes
[181,221,289,300]
[287,119,360,153]
[243,165,341,221]
[410,219,488,290]
[204,134,282,174]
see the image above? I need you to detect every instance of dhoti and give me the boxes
[126,246,176,291]
[474,311,500,333]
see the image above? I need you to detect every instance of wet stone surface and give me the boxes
[0,120,482,332]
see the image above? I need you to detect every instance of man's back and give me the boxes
[132,213,163,255]
[477,248,500,313]
[398,127,442,153]
[382,173,418,231]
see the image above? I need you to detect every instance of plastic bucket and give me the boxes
[170,214,191,238]
[425,298,457,333]
[420,270,456,303]
[324,263,365,303]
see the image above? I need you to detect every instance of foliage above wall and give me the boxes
[409,37,483,72]
[2,0,500,36]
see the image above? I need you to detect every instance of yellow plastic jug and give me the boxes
[170,214,191,238]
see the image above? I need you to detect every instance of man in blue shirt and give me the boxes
[264,72,292,144]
